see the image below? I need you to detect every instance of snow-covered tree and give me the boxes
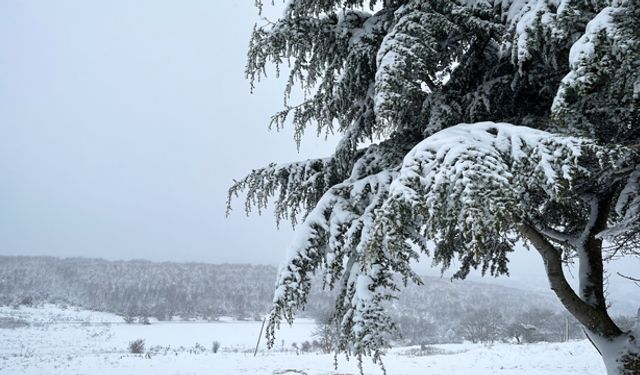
[229,0,640,373]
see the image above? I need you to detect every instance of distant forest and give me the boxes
[0,256,273,320]
[2,255,622,344]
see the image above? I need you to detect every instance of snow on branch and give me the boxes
[383,122,626,275]
[227,131,414,228]
[247,7,389,146]
[390,122,584,212]
[374,1,500,131]
[600,166,640,251]
[551,1,640,144]
[552,5,622,113]
[261,121,632,362]
[503,0,574,64]
[257,135,421,361]
[241,0,640,366]
[227,158,341,227]
[265,169,414,361]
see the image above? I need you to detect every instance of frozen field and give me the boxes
[0,305,605,375]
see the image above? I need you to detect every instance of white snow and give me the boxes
[389,122,589,230]
[567,7,618,69]
[551,6,622,112]
[0,305,607,375]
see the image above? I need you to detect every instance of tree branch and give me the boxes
[575,190,617,311]
[518,221,621,337]
[532,223,579,247]
[617,272,640,287]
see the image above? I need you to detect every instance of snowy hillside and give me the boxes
[0,256,276,320]
[3,256,636,345]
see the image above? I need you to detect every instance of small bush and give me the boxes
[212,341,221,353]
[300,341,312,353]
[189,342,206,354]
[128,339,145,354]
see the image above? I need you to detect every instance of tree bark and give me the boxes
[518,213,640,375]
[618,351,640,375]
[592,334,640,375]
[517,221,620,337]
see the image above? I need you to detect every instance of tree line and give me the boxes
[0,255,634,347]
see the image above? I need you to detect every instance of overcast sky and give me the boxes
[0,1,638,299]
[0,1,339,265]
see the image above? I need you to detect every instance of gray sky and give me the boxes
[0,1,637,301]
[0,0,337,264]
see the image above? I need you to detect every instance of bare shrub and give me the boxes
[212,341,221,353]
[189,342,206,354]
[128,339,145,354]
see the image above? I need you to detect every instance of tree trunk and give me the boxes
[618,352,640,375]
[589,331,640,375]
[518,214,640,375]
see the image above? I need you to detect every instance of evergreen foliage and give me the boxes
[232,0,640,372]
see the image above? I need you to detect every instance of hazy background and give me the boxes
[0,1,638,296]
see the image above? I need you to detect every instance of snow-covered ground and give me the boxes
[0,305,606,375]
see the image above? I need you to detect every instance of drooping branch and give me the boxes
[262,167,420,361]
[226,157,342,227]
[382,122,630,336]
[552,2,640,145]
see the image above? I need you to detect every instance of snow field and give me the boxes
[0,305,606,375]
